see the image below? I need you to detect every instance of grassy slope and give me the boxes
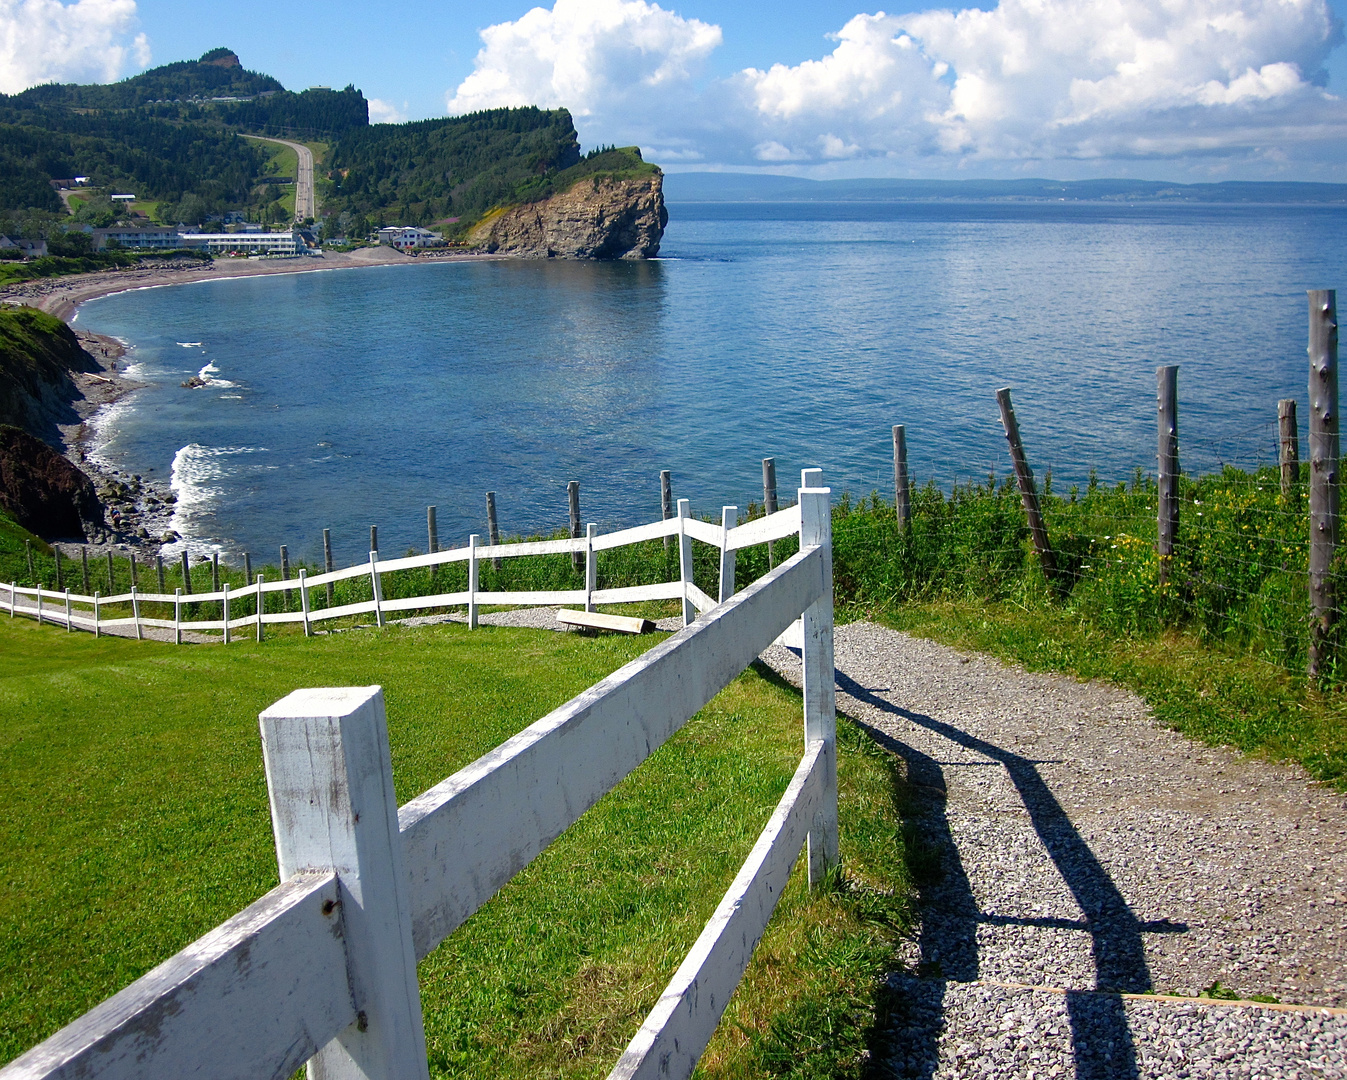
[0,612,909,1078]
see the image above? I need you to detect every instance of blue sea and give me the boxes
[75,201,1347,568]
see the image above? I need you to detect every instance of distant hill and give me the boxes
[663,173,1347,204]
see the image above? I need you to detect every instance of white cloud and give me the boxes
[449,0,1347,172]
[368,97,408,124]
[0,0,148,94]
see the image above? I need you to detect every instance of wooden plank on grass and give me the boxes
[556,609,655,634]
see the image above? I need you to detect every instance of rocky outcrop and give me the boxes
[0,305,98,445]
[0,425,102,540]
[468,172,667,260]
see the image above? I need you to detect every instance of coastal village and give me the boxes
[3,21,1347,1080]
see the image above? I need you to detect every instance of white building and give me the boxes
[377,226,442,251]
[92,226,181,250]
[179,231,306,256]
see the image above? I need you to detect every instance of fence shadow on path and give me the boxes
[830,671,1187,1080]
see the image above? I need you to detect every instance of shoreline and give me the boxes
[0,246,499,322]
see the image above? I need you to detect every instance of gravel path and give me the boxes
[761,621,1347,1078]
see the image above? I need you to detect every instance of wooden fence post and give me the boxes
[54,547,63,591]
[585,523,597,613]
[486,492,501,570]
[130,551,138,591]
[1157,366,1180,586]
[568,481,583,572]
[243,553,252,590]
[280,545,291,609]
[1280,399,1301,500]
[106,550,114,592]
[678,498,694,627]
[255,574,265,643]
[157,554,166,594]
[719,506,737,603]
[1309,289,1340,679]
[995,388,1059,586]
[762,458,778,568]
[324,529,335,605]
[24,539,32,581]
[258,686,431,1080]
[181,549,191,595]
[468,534,480,630]
[299,569,311,637]
[81,546,89,594]
[893,425,911,530]
[370,526,378,554]
[211,552,219,593]
[369,550,385,629]
[661,470,674,552]
[799,468,837,888]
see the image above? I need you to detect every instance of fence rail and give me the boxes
[2,502,804,642]
[0,473,835,1080]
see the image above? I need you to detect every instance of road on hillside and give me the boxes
[252,136,315,222]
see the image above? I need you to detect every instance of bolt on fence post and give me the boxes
[1279,399,1301,501]
[568,481,583,572]
[800,468,838,888]
[259,687,431,1080]
[762,457,778,568]
[995,387,1059,588]
[280,545,291,609]
[324,528,335,605]
[1157,366,1180,587]
[485,491,501,571]
[1309,289,1339,680]
[893,425,912,531]
[180,549,192,595]
[660,470,674,552]
[719,506,737,603]
[81,547,89,594]
[585,522,597,612]
[677,498,694,627]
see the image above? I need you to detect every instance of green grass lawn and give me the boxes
[0,612,910,1078]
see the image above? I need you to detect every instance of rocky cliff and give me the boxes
[467,171,667,260]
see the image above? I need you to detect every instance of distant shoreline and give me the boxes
[0,246,499,323]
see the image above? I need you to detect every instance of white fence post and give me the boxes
[174,588,182,645]
[677,499,694,627]
[718,506,737,604]
[799,468,837,888]
[93,591,100,637]
[256,574,265,642]
[259,687,430,1080]
[369,552,385,629]
[36,586,43,625]
[64,589,72,632]
[131,587,142,641]
[223,582,231,645]
[7,582,14,617]
[468,534,480,629]
[300,569,312,637]
[585,523,597,613]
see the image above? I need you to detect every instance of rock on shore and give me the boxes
[468,172,668,259]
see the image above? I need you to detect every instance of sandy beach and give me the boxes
[0,245,494,321]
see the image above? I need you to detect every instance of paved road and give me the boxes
[252,135,315,222]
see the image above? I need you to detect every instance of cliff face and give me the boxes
[0,306,98,445]
[468,172,668,260]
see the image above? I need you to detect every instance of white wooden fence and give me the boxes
[0,472,837,1080]
[2,496,802,641]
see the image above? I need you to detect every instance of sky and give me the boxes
[5,0,1347,181]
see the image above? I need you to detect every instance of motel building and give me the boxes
[377,226,443,250]
[92,228,308,256]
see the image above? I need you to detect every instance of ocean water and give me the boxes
[76,201,1347,568]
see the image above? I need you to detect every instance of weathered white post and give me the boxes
[64,588,72,632]
[719,506,737,603]
[300,569,312,637]
[585,523,597,613]
[92,591,100,637]
[468,534,480,629]
[222,582,231,645]
[799,468,838,888]
[259,686,431,1080]
[677,499,694,627]
[6,582,13,617]
[131,587,142,640]
[35,585,43,625]
[256,574,265,642]
[369,551,385,628]
[174,588,182,645]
